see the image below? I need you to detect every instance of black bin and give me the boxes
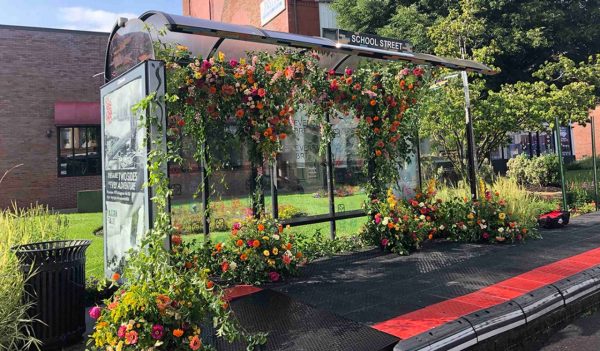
[12,240,91,350]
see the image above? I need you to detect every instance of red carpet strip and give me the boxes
[373,247,600,339]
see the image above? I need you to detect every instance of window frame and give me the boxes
[56,125,102,177]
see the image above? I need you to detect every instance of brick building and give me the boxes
[0,25,107,209]
[571,107,600,160]
[182,0,337,35]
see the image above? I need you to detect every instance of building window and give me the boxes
[58,126,101,176]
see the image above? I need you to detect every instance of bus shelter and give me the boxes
[101,11,494,276]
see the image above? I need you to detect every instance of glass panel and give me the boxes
[330,112,367,211]
[58,128,72,176]
[106,18,154,80]
[277,109,328,217]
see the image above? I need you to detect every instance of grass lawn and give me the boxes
[66,193,368,278]
[64,212,104,278]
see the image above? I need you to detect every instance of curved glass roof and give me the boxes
[105,10,495,82]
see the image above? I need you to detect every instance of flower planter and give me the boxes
[12,240,91,350]
[538,210,570,229]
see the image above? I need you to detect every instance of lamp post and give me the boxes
[459,38,478,200]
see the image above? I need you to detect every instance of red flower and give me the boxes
[269,271,280,282]
[221,261,229,272]
[257,88,266,97]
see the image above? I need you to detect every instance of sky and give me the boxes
[0,0,182,32]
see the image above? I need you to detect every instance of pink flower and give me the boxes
[201,60,212,70]
[229,59,238,67]
[381,238,389,247]
[125,330,138,345]
[374,214,382,224]
[269,271,280,282]
[482,232,490,239]
[344,68,353,76]
[400,68,410,76]
[517,234,523,241]
[329,79,339,91]
[257,88,266,97]
[233,222,242,230]
[413,67,424,77]
[117,325,127,338]
[88,306,101,319]
[151,324,164,340]
[328,69,336,76]
[282,254,292,265]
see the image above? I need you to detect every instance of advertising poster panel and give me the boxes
[100,60,166,278]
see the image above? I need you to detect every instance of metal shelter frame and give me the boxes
[105,11,495,239]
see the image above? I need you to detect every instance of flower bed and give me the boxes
[362,181,537,254]
[206,217,303,285]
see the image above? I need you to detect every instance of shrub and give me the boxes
[0,205,68,351]
[507,154,559,186]
[294,229,364,261]
[277,204,307,220]
[209,217,303,285]
[506,154,529,185]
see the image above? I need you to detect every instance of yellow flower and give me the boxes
[262,236,270,241]
[116,341,124,351]
[240,58,246,65]
[263,250,270,257]
[272,248,279,255]
[176,45,188,51]
[193,71,202,79]
[268,259,276,266]
[499,212,506,220]
[218,51,225,61]
[467,213,474,220]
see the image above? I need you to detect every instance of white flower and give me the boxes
[419,202,425,207]
[439,225,445,230]
[479,224,487,229]
[273,234,280,240]
[461,225,467,230]
[382,217,389,226]
[229,262,237,270]
[419,215,426,220]
[498,227,505,233]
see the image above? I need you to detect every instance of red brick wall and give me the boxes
[0,26,107,209]
[183,0,320,35]
[572,107,600,159]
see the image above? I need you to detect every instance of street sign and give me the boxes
[322,28,413,52]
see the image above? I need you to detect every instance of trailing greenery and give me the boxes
[0,205,68,351]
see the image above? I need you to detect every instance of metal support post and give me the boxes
[554,116,568,211]
[461,70,477,200]
[591,116,599,211]
[271,158,279,218]
[325,113,336,240]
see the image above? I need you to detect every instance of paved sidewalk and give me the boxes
[275,212,600,330]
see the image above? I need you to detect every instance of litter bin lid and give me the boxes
[12,239,91,265]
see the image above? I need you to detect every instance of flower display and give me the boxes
[210,217,302,284]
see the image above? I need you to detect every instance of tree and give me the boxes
[332,0,600,88]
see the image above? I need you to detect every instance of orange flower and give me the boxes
[171,235,182,246]
[256,102,264,109]
[428,233,433,240]
[373,116,379,121]
[111,272,121,281]
[387,222,394,229]
[184,261,193,269]
[286,243,292,250]
[295,252,303,259]
[258,223,265,231]
[173,329,184,338]
[221,261,229,272]
[209,86,217,94]
[108,301,118,310]
[373,127,380,134]
[278,224,283,233]
[252,240,260,248]
[375,149,382,157]
[206,281,214,289]
[235,109,244,118]
[156,294,171,312]
[370,99,376,106]
[269,135,277,141]
[279,133,287,140]
[240,253,248,261]
[236,239,244,247]
[215,242,223,252]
